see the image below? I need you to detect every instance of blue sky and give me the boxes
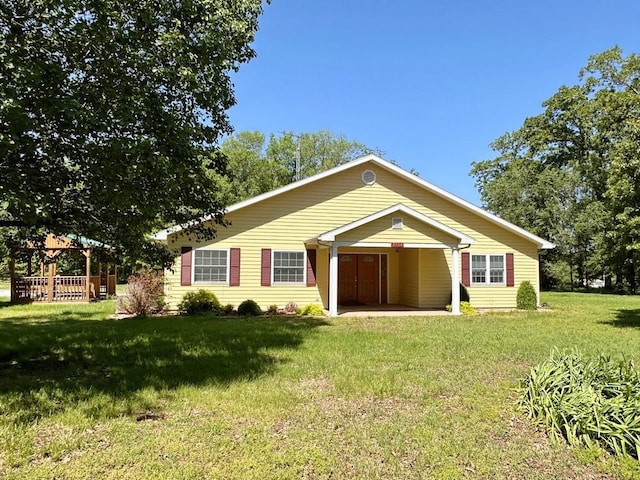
[227,0,640,205]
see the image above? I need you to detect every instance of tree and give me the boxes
[220,130,377,203]
[0,0,267,264]
[471,47,640,290]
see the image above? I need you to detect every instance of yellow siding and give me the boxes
[337,214,458,244]
[398,249,419,307]
[165,161,544,310]
[419,249,452,308]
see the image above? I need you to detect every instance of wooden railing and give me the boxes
[12,276,89,302]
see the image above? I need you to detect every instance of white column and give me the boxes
[329,245,339,316]
[451,247,461,315]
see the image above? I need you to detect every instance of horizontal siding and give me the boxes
[337,213,458,244]
[165,162,544,309]
[419,249,452,308]
[398,249,419,307]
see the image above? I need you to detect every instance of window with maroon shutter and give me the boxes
[180,247,192,286]
[506,253,514,287]
[461,252,470,287]
[229,248,240,286]
[469,253,508,285]
[306,249,317,287]
[261,248,271,286]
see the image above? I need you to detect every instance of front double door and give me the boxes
[338,254,380,305]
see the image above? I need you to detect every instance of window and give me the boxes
[471,254,505,285]
[194,249,228,283]
[273,251,305,284]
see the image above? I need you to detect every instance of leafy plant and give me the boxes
[284,301,298,314]
[266,304,279,315]
[517,280,537,310]
[117,269,166,316]
[445,301,478,315]
[221,304,235,315]
[519,349,640,460]
[178,289,221,315]
[298,304,325,316]
[237,299,262,317]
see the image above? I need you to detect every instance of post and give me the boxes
[451,247,461,315]
[9,253,15,303]
[85,249,92,300]
[329,245,338,316]
[47,262,54,301]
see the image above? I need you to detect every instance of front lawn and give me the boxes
[0,293,639,479]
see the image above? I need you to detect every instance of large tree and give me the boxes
[471,47,640,290]
[0,0,266,264]
[220,130,377,203]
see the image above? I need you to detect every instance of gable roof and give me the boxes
[154,154,555,249]
[317,203,476,245]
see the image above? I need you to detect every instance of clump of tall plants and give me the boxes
[117,269,166,316]
[518,349,640,459]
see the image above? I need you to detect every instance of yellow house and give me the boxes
[154,155,554,315]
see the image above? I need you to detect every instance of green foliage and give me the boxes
[517,281,538,310]
[221,304,235,315]
[117,270,166,316]
[445,301,478,315]
[177,289,221,315]
[519,349,640,460]
[266,304,279,315]
[298,304,326,316]
[237,299,262,317]
[471,47,640,291]
[0,0,266,264]
[219,130,377,203]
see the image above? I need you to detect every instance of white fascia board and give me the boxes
[372,161,556,249]
[318,203,475,245]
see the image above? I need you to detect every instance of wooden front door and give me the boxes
[338,254,380,305]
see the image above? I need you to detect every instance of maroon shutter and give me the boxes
[506,253,514,287]
[180,247,192,286]
[461,252,470,287]
[261,248,271,286]
[306,249,317,287]
[229,248,240,286]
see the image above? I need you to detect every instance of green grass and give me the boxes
[1,293,639,479]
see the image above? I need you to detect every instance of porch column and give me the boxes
[451,247,461,315]
[329,245,338,316]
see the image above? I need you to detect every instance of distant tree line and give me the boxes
[471,47,640,292]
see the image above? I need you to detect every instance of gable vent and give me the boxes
[361,169,376,185]
[392,217,403,229]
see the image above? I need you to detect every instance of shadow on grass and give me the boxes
[0,307,330,422]
[601,309,640,329]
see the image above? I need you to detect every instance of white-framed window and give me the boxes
[471,254,505,285]
[193,249,229,283]
[273,250,305,284]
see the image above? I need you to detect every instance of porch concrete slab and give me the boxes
[337,304,450,317]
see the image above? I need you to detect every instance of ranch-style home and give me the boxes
[154,154,554,315]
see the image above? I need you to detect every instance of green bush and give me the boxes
[517,280,537,310]
[178,289,221,315]
[519,349,640,460]
[266,304,279,315]
[221,304,235,315]
[445,301,478,315]
[237,299,262,316]
[298,304,326,316]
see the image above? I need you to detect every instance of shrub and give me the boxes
[117,269,165,316]
[517,280,537,310]
[221,304,235,315]
[445,301,478,315]
[284,301,298,314]
[237,299,262,316]
[519,349,640,459]
[266,304,279,315]
[298,304,326,316]
[178,289,221,315]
